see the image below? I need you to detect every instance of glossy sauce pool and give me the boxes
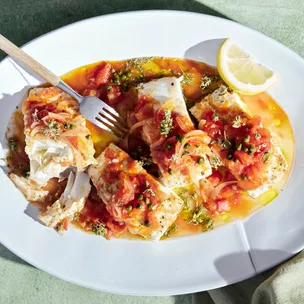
[7,57,295,239]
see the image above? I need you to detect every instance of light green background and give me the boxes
[0,1,303,303]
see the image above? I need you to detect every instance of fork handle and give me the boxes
[0,34,61,86]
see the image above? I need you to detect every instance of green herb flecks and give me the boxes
[8,138,18,151]
[138,156,154,167]
[160,109,173,137]
[232,115,242,128]
[222,140,232,150]
[176,134,185,143]
[64,122,74,130]
[91,222,107,236]
[32,109,39,122]
[212,112,219,122]
[144,187,156,197]
[200,76,212,90]
[22,171,30,179]
[162,223,178,239]
[73,212,80,221]
[188,206,214,231]
[255,132,261,139]
[43,120,60,139]
[182,73,194,85]
[263,152,270,163]
[210,156,222,169]
[125,57,154,73]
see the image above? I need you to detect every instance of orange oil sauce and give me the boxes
[7,57,295,238]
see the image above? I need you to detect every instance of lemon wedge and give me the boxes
[217,38,278,95]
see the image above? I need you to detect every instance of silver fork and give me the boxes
[0,34,128,138]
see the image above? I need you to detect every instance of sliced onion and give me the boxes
[150,136,165,149]
[199,178,215,202]
[135,103,154,121]
[185,130,210,144]
[42,112,68,123]
[30,121,41,130]
[30,126,43,137]
[129,118,154,134]
[175,115,193,133]
[176,133,211,160]
[212,181,237,200]
[198,119,207,130]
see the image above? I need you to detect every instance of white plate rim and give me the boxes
[0,10,303,296]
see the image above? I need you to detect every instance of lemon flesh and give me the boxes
[217,38,278,95]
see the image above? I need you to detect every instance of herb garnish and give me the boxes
[138,156,154,167]
[189,206,214,231]
[212,112,219,122]
[144,187,156,197]
[32,109,39,122]
[163,223,178,239]
[255,132,261,139]
[43,120,60,139]
[263,152,270,163]
[73,212,80,221]
[91,222,107,236]
[8,138,17,151]
[182,73,194,85]
[232,115,242,128]
[64,122,74,130]
[200,76,212,90]
[160,109,173,137]
[210,156,222,168]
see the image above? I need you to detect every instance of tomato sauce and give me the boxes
[6,57,295,238]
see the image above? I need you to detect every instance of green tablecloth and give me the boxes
[0,1,303,303]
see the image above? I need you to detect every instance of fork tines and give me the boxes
[95,107,128,138]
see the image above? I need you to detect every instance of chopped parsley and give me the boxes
[188,206,214,231]
[255,132,261,139]
[56,223,64,234]
[176,134,185,143]
[218,85,229,97]
[200,76,212,90]
[210,156,222,168]
[162,223,178,239]
[125,57,154,73]
[160,109,173,137]
[8,138,17,151]
[144,187,156,196]
[138,156,154,167]
[241,174,247,180]
[91,222,107,236]
[64,122,74,130]
[222,140,232,150]
[32,109,39,122]
[43,120,60,139]
[232,115,242,128]
[263,152,270,163]
[212,112,219,122]
[182,73,194,85]
[22,171,30,179]
[197,157,204,165]
[73,212,80,221]
[243,136,250,143]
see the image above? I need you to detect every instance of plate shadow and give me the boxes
[184,38,226,66]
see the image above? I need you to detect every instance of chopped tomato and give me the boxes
[83,89,99,97]
[207,170,222,187]
[215,199,230,212]
[95,63,112,86]
[107,86,122,105]
[62,219,69,230]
